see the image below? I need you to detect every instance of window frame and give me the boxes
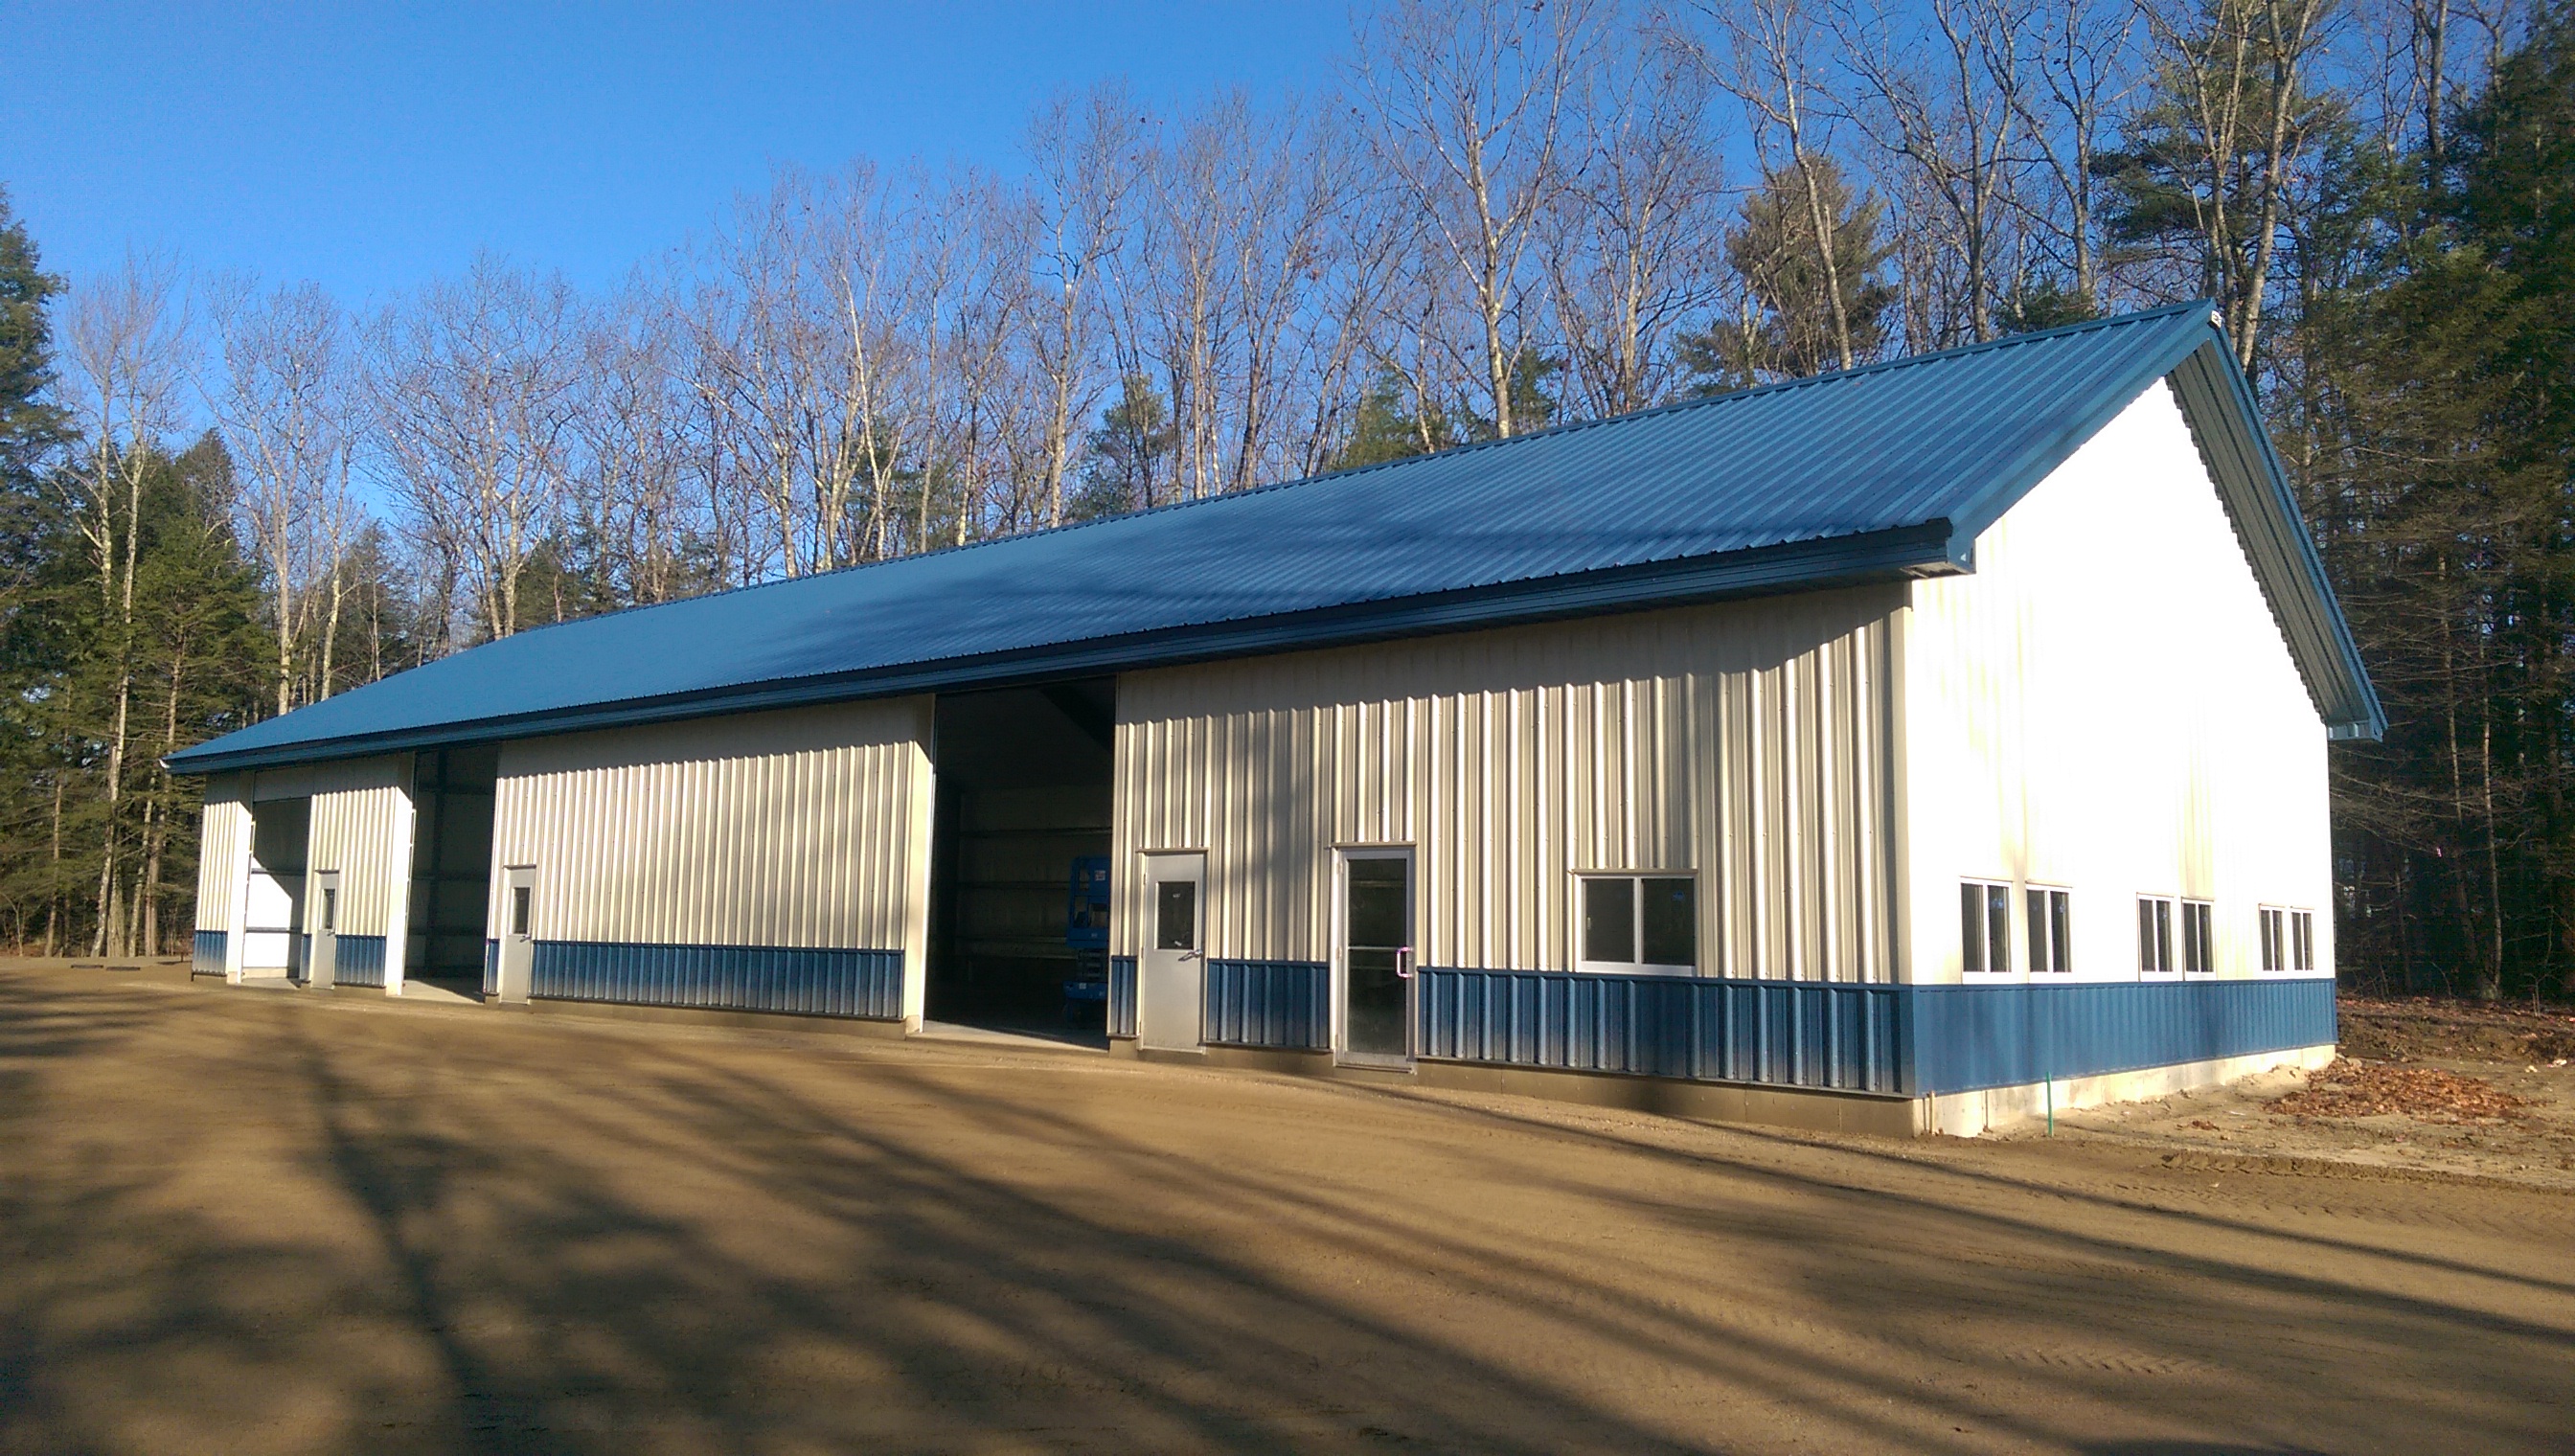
[1154,878,1200,953]
[2259,905,2317,972]
[2179,899,2217,975]
[2024,885,2072,973]
[2137,895,2177,976]
[1961,879,2015,976]
[1572,871,1699,977]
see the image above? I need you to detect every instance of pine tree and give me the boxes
[1679,159,1897,389]
[2300,1,2575,999]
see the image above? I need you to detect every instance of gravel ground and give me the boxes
[2,960,2568,1455]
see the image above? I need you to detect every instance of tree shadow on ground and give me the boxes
[1,971,2569,1454]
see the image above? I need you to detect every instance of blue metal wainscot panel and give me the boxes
[1905,977,2336,1095]
[483,939,499,997]
[1107,957,1139,1038]
[332,935,388,989]
[1422,970,2330,1097]
[1418,969,1904,1093]
[527,942,904,1019]
[192,929,227,977]
[1203,961,1330,1050]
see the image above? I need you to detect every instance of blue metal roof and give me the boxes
[168,301,2381,773]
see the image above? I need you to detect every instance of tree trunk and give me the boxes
[1792,149,1856,370]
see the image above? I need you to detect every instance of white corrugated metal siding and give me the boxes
[194,773,250,938]
[1903,383,2335,986]
[298,757,410,939]
[248,756,407,803]
[490,698,934,953]
[1114,587,1900,982]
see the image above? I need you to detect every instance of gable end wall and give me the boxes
[1899,379,2334,989]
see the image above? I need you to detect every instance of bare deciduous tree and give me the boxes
[1353,0,1601,438]
[1546,14,1731,415]
[209,275,358,715]
[571,278,703,607]
[59,255,193,954]
[369,257,581,643]
[1832,0,2031,345]
[2011,0,2137,307]
[1025,85,1146,525]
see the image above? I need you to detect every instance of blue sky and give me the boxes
[0,2,1350,301]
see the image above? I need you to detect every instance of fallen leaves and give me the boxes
[2267,1058,2529,1124]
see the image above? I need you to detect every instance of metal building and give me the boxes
[168,303,2379,1136]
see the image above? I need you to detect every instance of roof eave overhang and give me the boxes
[165,521,1960,775]
[2164,338,2386,741]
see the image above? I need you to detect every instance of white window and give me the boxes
[2025,887,2071,972]
[2137,896,2176,973]
[2181,899,2216,973]
[1577,874,1697,974]
[2261,907,2316,971]
[1961,880,2013,974]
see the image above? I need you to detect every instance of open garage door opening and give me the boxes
[405,745,499,995]
[926,680,1114,1044]
[241,797,310,982]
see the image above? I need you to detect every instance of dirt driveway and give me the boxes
[1,962,2566,1455]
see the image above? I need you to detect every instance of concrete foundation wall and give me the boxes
[1926,1042,2337,1137]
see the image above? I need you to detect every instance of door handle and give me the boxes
[1396,946,1414,979]
[1179,949,1201,961]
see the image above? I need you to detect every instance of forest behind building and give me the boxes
[1,0,2567,1000]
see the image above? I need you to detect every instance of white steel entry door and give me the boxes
[1338,849,1414,1062]
[1138,853,1206,1052]
[308,870,340,990]
[495,865,536,1004]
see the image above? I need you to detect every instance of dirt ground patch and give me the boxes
[2023,994,2575,1192]
[1,961,2569,1455]
[2338,992,2575,1064]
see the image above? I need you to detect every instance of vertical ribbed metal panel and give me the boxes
[1113,592,1898,985]
[490,699,932,957]
[1907,977,2336,1094]
[525,941,903,1018]
[191,930,226,975]
[1391,963,2275,1096]
[1201,960,1331,1049]
[1106,956,1139,1037]
[1416,967,1905,1093]
[193,777,250,935]
[330,936,389,988]
[301,757,408,940]
[483,939,498,997]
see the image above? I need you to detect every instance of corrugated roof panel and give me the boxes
[168,301,2376,772]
